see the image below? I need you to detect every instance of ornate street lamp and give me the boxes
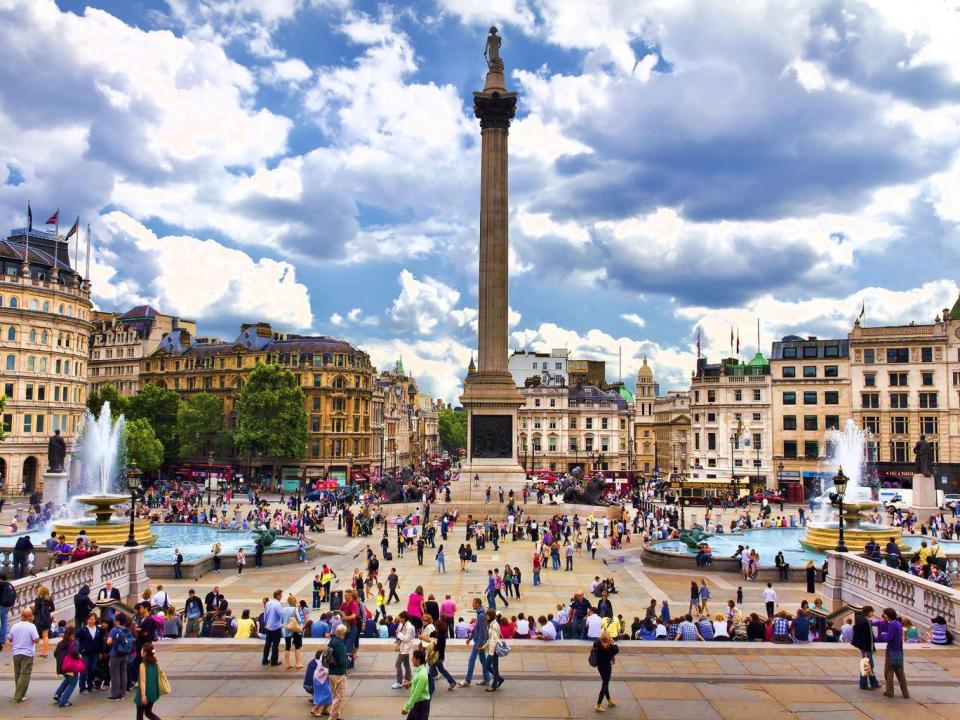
[833,466,849,553]
[124,463,142,547]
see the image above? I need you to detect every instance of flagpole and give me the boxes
[24,201,31,273]
[85,223,91,282]
[74,220,80,270]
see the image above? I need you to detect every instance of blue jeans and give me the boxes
[0,606,8,644]
[55,672,79,706]
[573,617,586,640]
[859,651,880,689]
[533,571,540,586]
[486,591,496,610]
[488,653,502,687]
[437,556,445,572]
[431,659,456,687]
[80,653,98,692]
[465,646,490,684]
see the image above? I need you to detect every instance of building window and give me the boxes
[891,416,908,435]
[707,390,716,403]
[311,416,321,432]
[569,417,576,429]
[889,393,909,409]
[783,347,797,359]
[601,418,608,430]
[803,391,817,404]
[886,348,909,363]
[569,439,577,452]
[310,440,320,457]
[707,412,716,422]
[781,366,795,378]
[694,433,700,450]
[753,389,761,401]
[549,398,556,407]
[36,414,44,433]
[889,372,908,386]
[921,347,933,363]
[861,393,879,409]
[584,437,593,452]
[734,389,742,401]
[824,345,840,358]
[804,441,819,459]
[864,349,875,364]
[783,392,796,405]
[24,383,33,400]
[802,366,816,378]
[824,391,839,405]
[825,415,840,430]
[919,392,938,409]
[802,346,816,358]
[23,414,32,433]
[752,432,762,451]
[548,436,558,452]
[534,398,540,407]
[864,373,875,387]
[783,415,797,430]
[783,441,797,458]
[2,382,11,398]
[585,418,592,429]
[707,432,716,450]
[4,354,13,371]
[863,416,880,434]
[804,416,818,431]
[891,441,909,462]
[921,372,934,386]
[920,416,938,435]
[824,365,838,378]
[533,418,541,430]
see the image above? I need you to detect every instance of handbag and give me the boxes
[62,649,86,674]
[286,610,303,634]
[158,667,172,696]
[494,639,511,657]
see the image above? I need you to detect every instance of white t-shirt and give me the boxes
[515,618,530,635]
[9,621,39,657]
[585,614,603,638]
[153,591,168,608]
[712,621,730,638]
[540,622,557,640]
[762,588,778,604]
[654,623,667,638]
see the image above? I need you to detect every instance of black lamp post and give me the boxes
[834,466,849,553]
[124,462,142,547]
[206,450,214,507]
[777,462,784,492]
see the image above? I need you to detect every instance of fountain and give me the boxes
[800,419,906,552]
[52,403,155,546]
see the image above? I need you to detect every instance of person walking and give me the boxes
[459,598,491,687]
[392,611,415,689]
[261,589,284,667]
[402,648,432,719]
[881,608,909,698]
[699,579,711,614]
[436,544,446,573]
[212,542,222,572]
[0,572,15,649]
[173,548,184,580]
[237,548,246,575]
[688,581,700,614]
[53,626,84,707]
[481,609,504,692]
[310,649,333,717]
[77,611,103,694]
[133,643,163,720]
[852,606,881,691]
[762,583,778,620]
[591,629,620,713]
[805,561,816,594]
[106,612,136,700]
[430,618,458,690]
[327,625,349,720]
[9,608,39,703]
[32,584,55,657]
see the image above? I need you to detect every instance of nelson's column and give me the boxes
[460,26,526,498]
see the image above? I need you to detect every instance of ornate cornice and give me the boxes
[473,91,517,130]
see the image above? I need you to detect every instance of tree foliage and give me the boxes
[124,418,164,473]
[177,393,233,457]
[127,383,182,461]
[438,407,467,452]
[86,384,128,420]
[235,364,307,471]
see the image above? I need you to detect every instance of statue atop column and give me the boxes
[484,26,504,73]
[913,435,934,477]
[47,429,67,472]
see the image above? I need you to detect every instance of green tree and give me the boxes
[438,407,467,452]
[86,384,128,420]
[235,363,307,479]
[124,418,164,474]
[178,393,233,457]
[127,383,182,461]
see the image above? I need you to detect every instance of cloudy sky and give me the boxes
[3,0,960,402]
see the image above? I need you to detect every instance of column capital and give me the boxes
[473,91,517,130]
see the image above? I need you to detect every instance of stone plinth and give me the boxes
[41,470,69,506]
[911,472,939,515]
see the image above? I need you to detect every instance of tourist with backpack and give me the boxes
[107,612,136,700]
[327,625,349,720]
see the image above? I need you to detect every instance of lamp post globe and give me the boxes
[124,462,142,547]
[833,466,849,553]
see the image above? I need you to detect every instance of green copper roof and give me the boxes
[950,295,960,320]
[746,351,769,368]
[618,385,634,403]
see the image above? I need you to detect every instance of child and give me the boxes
[736,586,743,605]
[311,650,333,717]
[903,618,921,643]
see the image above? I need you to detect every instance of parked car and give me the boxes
[942,493,960,510]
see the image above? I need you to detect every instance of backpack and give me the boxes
[0,582,15,608]
[113,628,135,655]
[320,647,333,668]
[588,643,599,667]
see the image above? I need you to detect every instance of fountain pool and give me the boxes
[651,527,960,565]
[9,525,297,563]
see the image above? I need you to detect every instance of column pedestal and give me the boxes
[42,470,69,506]
[911,472,939,516]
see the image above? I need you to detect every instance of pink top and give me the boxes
[440,599,457,617]
[407,593,423,618]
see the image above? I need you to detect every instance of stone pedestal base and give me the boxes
[42,470,69,506]
[911,472,939,516]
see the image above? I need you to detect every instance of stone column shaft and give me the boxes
[478,126,509,374]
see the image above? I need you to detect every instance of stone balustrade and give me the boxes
[822,550,959,637]
[8,545,148,623]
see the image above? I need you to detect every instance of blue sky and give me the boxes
[2,0,959,402]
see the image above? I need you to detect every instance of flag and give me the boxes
[736,328,740,355]
[45,210,59,225]
[858,301,865,321]
[730,326,734,352]
[27,202,32,231]
[696,330,701,360]
[64,217,79,241]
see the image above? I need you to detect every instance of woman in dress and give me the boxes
[310,650,333,717]
[33,584,55,656]
[133,642,162,720]
[688,581,700,614]
[236,548,246,575]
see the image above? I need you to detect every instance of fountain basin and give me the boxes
[52,495,155,546]
[800,524,908,553]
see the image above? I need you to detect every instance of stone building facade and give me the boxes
[634,357,656,473]
[89,306,193,396]
[1,228,92,493]
[652,391,690,475]
[140,323,377,483]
